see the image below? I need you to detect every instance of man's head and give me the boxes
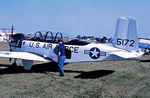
[58,39,63,44]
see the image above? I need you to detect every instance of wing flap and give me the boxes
[0,51,51,62]
[109,51,142,59]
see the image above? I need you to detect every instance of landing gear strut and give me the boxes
[9,58,17,67]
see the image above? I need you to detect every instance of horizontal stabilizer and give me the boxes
[109,51,143,59]
[0,51,51,62]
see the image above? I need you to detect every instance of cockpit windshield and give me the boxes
[31,31,43,41]
[44,31,54,42]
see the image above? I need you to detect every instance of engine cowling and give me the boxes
[10,33,25,48]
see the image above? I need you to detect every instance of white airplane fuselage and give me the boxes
[10,40,124,63]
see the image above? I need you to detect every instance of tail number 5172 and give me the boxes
[117,38,135,47]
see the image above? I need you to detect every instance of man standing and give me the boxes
[58,40,66,76]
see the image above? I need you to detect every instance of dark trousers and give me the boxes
[58,56,66,75]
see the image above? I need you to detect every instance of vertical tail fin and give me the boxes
[112,17,138,52]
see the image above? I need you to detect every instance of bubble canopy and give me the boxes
[31,31,65,42]
[30,31,89,45]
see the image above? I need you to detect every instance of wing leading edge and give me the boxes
[0,51,51,62]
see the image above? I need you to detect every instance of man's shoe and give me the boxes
[59,74,64,77]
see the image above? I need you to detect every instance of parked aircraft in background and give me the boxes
[138,38,150,55]
[0,17,144,70]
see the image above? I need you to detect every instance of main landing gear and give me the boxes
[9,58,17,67]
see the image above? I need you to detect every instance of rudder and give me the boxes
[112,16,138,52]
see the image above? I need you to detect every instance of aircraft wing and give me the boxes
[0,51,51,62]
[109,51,143,59]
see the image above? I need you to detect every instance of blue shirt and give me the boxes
[58,44,65,56]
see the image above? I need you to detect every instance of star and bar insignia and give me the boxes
[84,47,106,59]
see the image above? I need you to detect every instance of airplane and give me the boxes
[0,16,144,70]
[138,38,150,55]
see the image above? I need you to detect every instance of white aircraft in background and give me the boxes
[0,17,143,70]
[139,38,150,55]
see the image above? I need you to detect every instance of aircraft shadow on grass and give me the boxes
[73,70,114,79]
[0,62,114,79]
[140,60,150,62]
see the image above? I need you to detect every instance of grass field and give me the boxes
[0,42,150,97]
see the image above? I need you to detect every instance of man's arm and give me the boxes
[58,52,61,59]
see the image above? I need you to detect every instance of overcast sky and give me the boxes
[0,0,150,38]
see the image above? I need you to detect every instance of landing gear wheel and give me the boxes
[11,58,17,67]
[12,62,17,67]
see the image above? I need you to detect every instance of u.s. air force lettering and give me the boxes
[65,46,79,53]
[29,42,52,49]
